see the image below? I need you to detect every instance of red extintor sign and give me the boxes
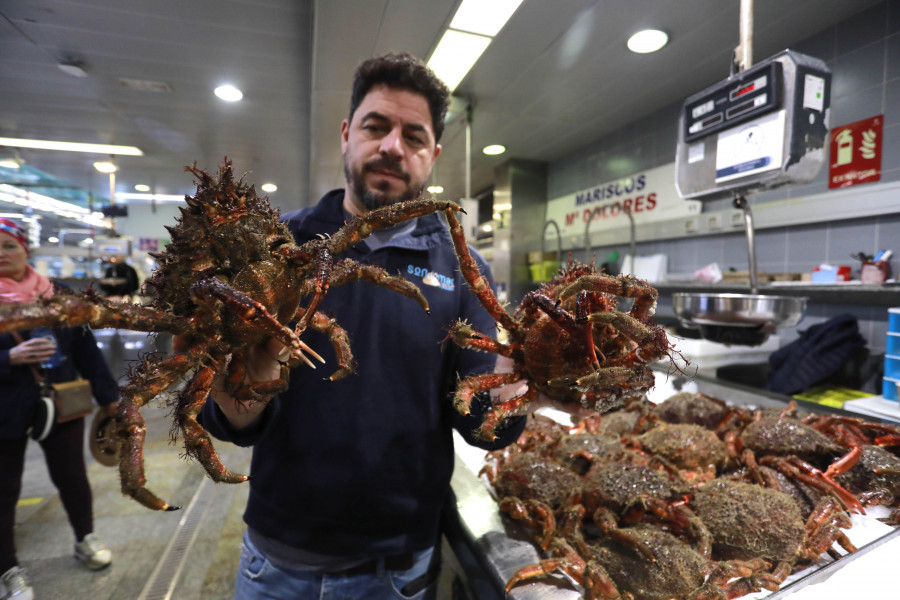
[829,115,882,189]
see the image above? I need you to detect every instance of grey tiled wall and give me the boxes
[548,1,900,353]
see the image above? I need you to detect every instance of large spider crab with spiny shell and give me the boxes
[0,159,461,510]
[441,214,673,440]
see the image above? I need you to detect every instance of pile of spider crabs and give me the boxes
[480,393,900,599]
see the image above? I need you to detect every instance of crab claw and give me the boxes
[292,339,325,369]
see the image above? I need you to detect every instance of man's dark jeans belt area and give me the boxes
[329,553,415,576]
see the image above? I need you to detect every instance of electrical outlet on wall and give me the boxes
[707,214,721,230]
[730,211,744,228]
[685,218,698,233]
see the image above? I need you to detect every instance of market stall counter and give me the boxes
[447,368,900,600]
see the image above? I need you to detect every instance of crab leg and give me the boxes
[478,384,539,441]
[293,246,332,333]
[558,273,658,321]
[0,293,191,335]
[118,346,209,511]
[446,320,514,357]
[320,257,430,313]
[307,310,356,381]
[444,207,518,333]
[176,363,251,486]
[452,371,522,416]
[328,198,462,255]
[506,538,592,594]
[760,455,863,513]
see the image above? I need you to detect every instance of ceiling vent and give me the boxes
[118,78,173,93]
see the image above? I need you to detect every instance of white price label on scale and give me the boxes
[714,110,785,183]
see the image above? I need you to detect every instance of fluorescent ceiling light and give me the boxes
[428,30,491,92]
[116,192,185,202]
[260,183,277,193]
[426,185,444,194]
[482,144,506,155]
[428,0,523,92]
[0,137,143,156]
[450,0,525,36]
[0,159,20,169]
[134,184,151,192]
[627,29,668,54]
[0,184,108,228]
[214,84,243,101]
[93,161,118,173]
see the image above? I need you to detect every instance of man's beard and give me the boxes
[344,155,425,211]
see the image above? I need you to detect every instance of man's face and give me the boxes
[341,84,441,214]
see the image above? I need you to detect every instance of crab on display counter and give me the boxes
[448,368,900,600]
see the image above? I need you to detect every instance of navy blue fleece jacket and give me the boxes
[0,302,120,440]
[200,190,525,556]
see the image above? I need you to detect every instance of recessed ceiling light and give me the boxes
[482,144,506,155]
[627,29,668,54]
[134,184,151,192]
[427,185,444,194]
[48,236,59,243]
[93,161,118,173]
[214,84,243,102]
[260,183,277,193]
[0,159,20,169]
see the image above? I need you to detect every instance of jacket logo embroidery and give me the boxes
[407,264,454,291]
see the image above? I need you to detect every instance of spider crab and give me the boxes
[0,159,461,511]
[442,216,672,439]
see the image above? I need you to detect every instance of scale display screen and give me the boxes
[683,61,782,143]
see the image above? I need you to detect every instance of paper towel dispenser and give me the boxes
[675,49,831,201]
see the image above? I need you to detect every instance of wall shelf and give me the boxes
[654,281,900,307]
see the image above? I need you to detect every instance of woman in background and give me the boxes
[0,219,119,600]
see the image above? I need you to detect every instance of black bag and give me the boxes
[765,313,867,395]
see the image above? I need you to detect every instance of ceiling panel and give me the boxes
[0,0,882,239]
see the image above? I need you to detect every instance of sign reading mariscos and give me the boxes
[546,163,701,239]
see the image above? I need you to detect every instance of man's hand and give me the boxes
[204,337,290,431]
[492,355,595,420]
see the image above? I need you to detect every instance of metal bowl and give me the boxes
[672,292,807,331]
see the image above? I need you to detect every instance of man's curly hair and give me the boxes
[349,53,451,143]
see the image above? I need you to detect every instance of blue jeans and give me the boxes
[234,532,440,600]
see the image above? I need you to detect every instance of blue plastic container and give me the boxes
[888,333,900,356]
[886,356,900,380]
[884,377,899,401]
